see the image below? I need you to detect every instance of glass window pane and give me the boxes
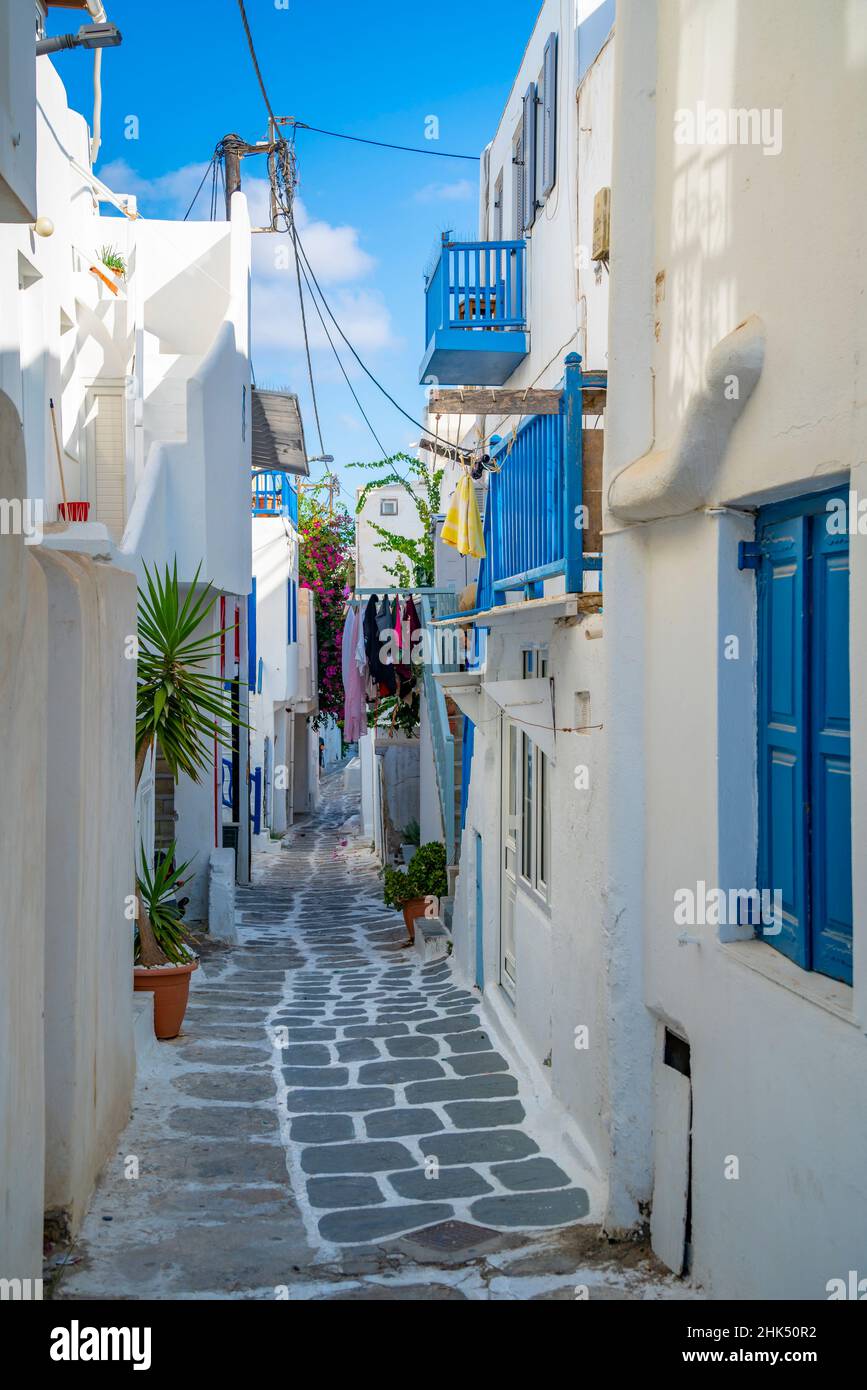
[521,732,533,880]
[538,751,549,890]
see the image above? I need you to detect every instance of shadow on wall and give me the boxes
[0,389,137,1279]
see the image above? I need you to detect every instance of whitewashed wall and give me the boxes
[355,483,425,591]
[251,513,299,846]
[605,0,867,1295]
[0,393,136,1277]
[452,607,609,1208]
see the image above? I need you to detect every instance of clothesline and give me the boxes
[341,591,425,741]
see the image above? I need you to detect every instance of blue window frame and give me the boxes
[756,488,852,984]
[287,577,297,644]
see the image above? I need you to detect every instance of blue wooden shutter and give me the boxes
[810,508,852,983]
[522,82,537,232]
[542,33,558,197]
[250,766,261,835]
[757,515,809,966]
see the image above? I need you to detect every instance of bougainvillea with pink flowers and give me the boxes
[298,492,355,728]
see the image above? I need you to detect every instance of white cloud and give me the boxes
[96,158,209,217]
[414,178,477,204]
[96,160,397,360]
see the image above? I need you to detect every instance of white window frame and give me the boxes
[379,497,398,516]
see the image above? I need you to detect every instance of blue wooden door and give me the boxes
[475,832,484,990]
[756,491,852,984]
[809,513,852,981]
[250,767,262,836]
[757,514,809,965]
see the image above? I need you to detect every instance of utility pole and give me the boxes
[299,473,340,517]
[221,134,245,219]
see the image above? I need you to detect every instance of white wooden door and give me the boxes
[651,1053,692,1274]
[85,386,126,540]
[500,717,518,997]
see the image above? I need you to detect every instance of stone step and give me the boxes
[412,915,450,965]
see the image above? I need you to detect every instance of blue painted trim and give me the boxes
[252,470,299,523]
[221,757,233,810]
[250,767,261,835]
[460,716,474,832]
[756,486,852,985]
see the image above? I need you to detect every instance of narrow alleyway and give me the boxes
[55,771,687,1301]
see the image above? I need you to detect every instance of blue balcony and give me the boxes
[252,470,299,526]
[420,237,528,386]
[475,355,605,606]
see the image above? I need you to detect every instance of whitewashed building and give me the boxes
[355,480,428,591]
[602,0,867,1297]
[0,0,137,1282]
[0,0,254,1278]
[419,0,618,1222]
[423,0,867,1301]
[249,389,322,844]
[1,13,255,918]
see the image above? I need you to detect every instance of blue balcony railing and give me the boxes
[474,354,603,604]
[252,470,299,525]
[420,236,528,386]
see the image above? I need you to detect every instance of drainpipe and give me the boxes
[85,2,108,165]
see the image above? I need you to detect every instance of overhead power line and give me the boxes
[282,119,479,162]
[235,0,285,139]
[296,254,390,464]
[292,227,472,462]
[290,219,326,457]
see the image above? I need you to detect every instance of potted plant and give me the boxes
[401,819,421,865]
[133,561,245,1035]
[99,244,126,280]
[383,841,448,946]
[134,845,197,1039]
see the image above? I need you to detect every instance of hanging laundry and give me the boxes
[395,596,421,701]
[362,594,382,699]
[355,598,367,676]
[375,597,397,695]
[340,605,367,742]
[441,471,486,559]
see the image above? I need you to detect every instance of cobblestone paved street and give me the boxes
[56,772,690,1300]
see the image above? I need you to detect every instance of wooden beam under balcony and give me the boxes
[427,383,606,417]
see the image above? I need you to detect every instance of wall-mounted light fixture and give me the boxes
[36,22,122,56]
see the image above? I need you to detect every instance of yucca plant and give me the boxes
[98,244,126,275]
[135,560,245,966]
[135,844,194,965]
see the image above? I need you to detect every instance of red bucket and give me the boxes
[58,502,91,522]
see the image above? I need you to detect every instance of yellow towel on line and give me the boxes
[441,473,486,559]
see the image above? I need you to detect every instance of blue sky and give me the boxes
[52,0,537,503]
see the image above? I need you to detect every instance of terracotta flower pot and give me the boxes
[401,896,429,942]
[58,501,90,522]
[134,959,198,1039]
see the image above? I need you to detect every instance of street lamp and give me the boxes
[36,23,122,56]
[307,455,334,464]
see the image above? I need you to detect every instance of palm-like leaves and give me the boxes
[136,560,245,783]
[136,842,195,965]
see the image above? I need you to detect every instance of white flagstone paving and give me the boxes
[54,771,697,1300]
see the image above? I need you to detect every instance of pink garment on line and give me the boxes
[341,604,367,742]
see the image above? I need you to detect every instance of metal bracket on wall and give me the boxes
[738,540,761,571]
